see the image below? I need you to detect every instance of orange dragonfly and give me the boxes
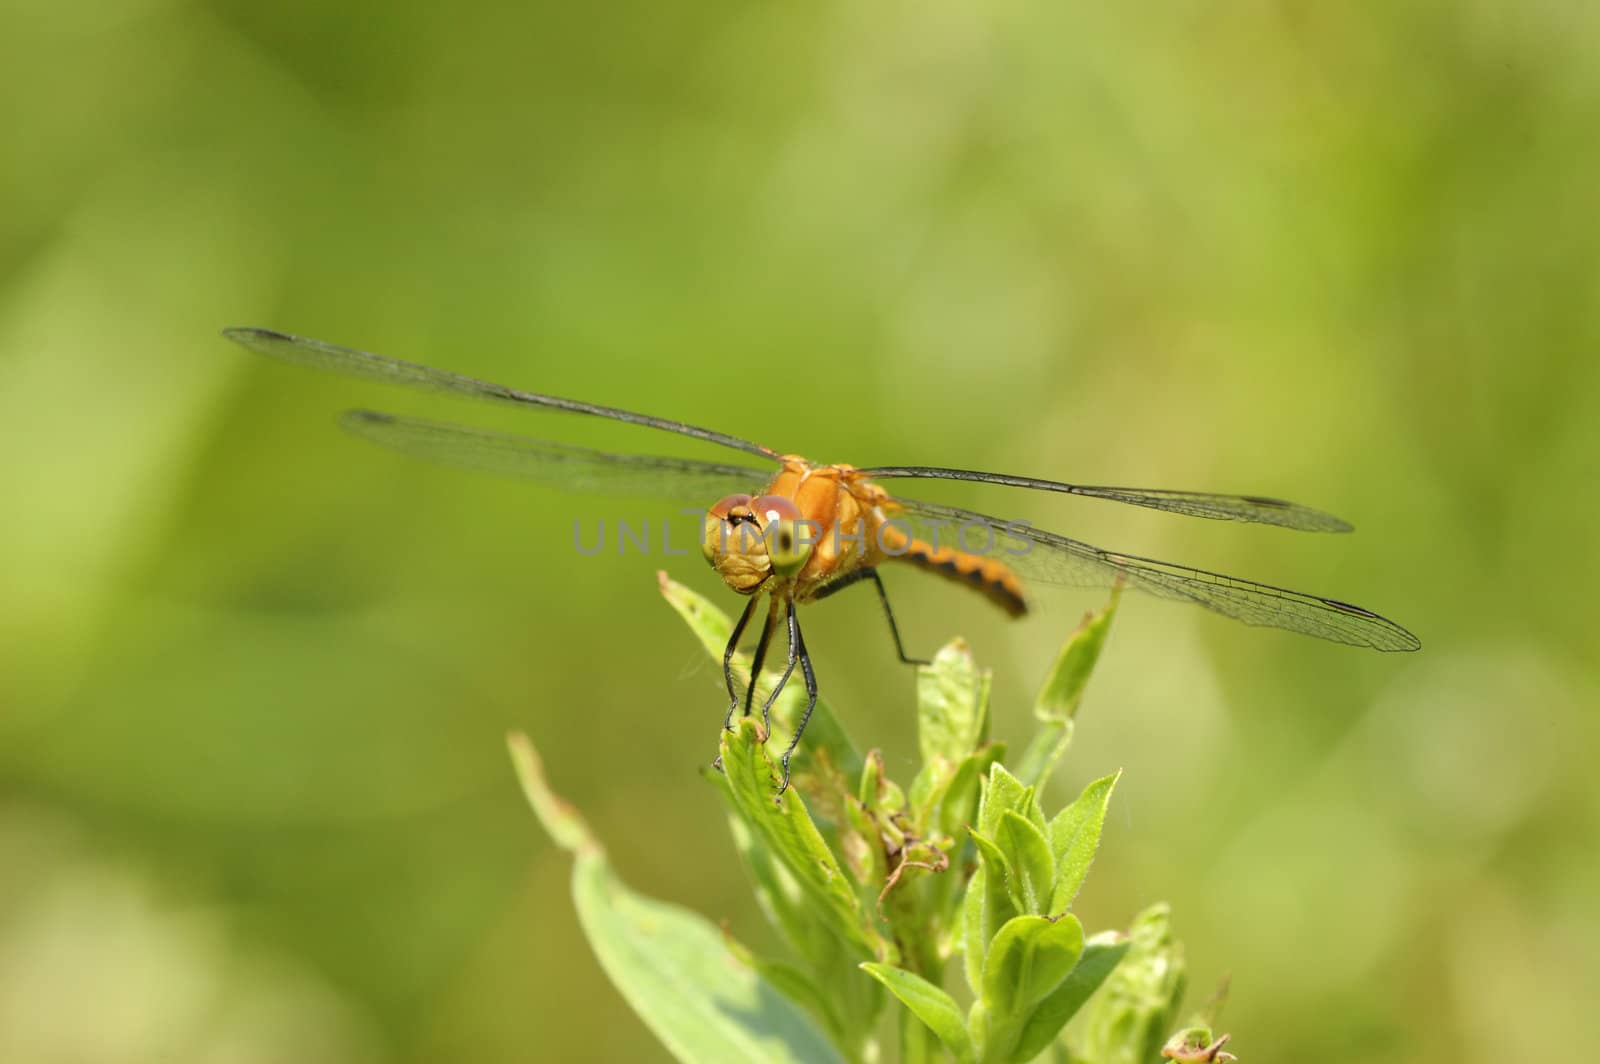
[224,327,1419,787]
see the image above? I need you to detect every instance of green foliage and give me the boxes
[510,585,1233,1062]
[1073,904,1189,1064]
[860,964,976,1063]
[1049,773,1120,912]
[1015,587,1119,788]
[507,733,844,1064]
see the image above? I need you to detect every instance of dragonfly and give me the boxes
[223,327,1419,789]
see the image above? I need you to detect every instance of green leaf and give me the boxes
[859,963,976,1064]
[508,730,593,854]
[659,572,862,780]
[996,811,1054,915]
[1010,933,1130,1062]
[1013,719,1074,790]
[1073,904,1187,1064]
[936,744,1005,841]
[968,821,1023,982]
[721,938,849,1049]
[968,828,1018,911]
[508,733,845,1064]
[858,747,885,808]
[1033,590,1120,723]
[1048,771,1120,913]
[717,754,888,1052]
[723,808,834,971]
[961,868,986,996]
[859,749,907,819]
[981,914,1085,1019]
[978,763,1033,838]
[909,639,993,823]
[838,796,886,887]
[1015,592,1118,791]
[717,717,890,963]
[917,638,990,766]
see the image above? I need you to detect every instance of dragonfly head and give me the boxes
[702,493,816,592]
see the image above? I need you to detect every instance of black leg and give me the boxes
[866,569,929,666]
[739,597,781,722]
[721,595,759,729]
[757,598,801,732]
[813,568,929,666]
[777,604,818,794]
[811,568,873,601]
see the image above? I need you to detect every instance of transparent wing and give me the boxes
[888,497,1419,651]
[342,410,774,501]
[859,466,1351,532]
[224,327,781,460]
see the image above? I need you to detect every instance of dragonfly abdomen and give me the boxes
[895,538,1028,618]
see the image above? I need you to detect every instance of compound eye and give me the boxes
[708,493,753,519]
[752,495,814,576]
[703,493,754,565]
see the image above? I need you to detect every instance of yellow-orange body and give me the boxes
[702,455,1027,617]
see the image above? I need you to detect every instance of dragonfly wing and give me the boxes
[888,498,1419,651]
[859,466,1351,532]
[343,410,774,501]
[224,327,780,460]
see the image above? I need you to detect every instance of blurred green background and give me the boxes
[2,1,1596,1061]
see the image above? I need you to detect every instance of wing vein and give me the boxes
[223,327,782,460]
[860,466,1351,532]
[340,410,772,501]
[886,497,1418,651]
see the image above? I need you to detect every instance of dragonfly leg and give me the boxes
[757,598,800,733]
[721,595,759,730]
[813,568,929,666]
[737,597,780,724]
[777,604,818,795]
[864,569,930,666]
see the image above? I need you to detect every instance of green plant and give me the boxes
[508,576,1233,1062]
